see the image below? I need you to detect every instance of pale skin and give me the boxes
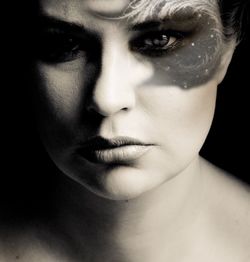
[1,0,250,261]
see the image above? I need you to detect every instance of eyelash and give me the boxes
[35,29,187,63]
[130,30,186,57]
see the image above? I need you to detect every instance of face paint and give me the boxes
[134,13,223,89]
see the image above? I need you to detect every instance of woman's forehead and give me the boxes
[85,0,130,16]
[39,0,219,22]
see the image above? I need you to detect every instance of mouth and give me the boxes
[76,136,154,164]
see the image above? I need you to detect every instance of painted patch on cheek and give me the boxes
[150,16,223,89]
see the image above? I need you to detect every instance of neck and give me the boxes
[51,156,205,262]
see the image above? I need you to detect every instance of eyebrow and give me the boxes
[36,12,197,35]
[130,17,198,31]
[36,14,88,35]
[36,6,214,36]
[130,21,161,31]
[129,10,202,31]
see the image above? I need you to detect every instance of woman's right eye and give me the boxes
[35,32,86,63]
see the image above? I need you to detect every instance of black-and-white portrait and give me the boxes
[1,0,249,261]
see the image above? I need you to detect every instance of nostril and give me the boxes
[86,104,129,117]
[86,103,99,114]
[86,101,111,117]
[86,105,105,120]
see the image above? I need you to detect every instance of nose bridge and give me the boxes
[99,38,123,92]
[89,35,135,116]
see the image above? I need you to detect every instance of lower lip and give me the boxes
[77,145,152,164]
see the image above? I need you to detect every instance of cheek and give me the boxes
[34,64,84,123]
[140,82,217,161]
[148,19,223,89]
[32,63,87,155]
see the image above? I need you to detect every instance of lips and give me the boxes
[76,136,154,164]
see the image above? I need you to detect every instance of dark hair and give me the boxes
[219,0,249,40]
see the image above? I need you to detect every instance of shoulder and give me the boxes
[0,223,68,262]
[0,225,38,261]
[201,158,250,261]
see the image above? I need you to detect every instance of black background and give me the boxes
[200,22,250,183]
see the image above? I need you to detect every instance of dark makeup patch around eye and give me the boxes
[145,14,224,89]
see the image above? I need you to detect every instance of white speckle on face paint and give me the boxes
[198,55,202,59]
[183,84,188,89]
[191,42,195,47]
[210,34,214,38]
[153,39,160,45]
[205,69,209,74]
[198,13,202,18]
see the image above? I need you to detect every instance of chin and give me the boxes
[72,164,169,201]
[51,146,199,201]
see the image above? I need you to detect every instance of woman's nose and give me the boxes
[87,41,148,117]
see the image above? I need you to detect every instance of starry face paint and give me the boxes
[129,11,224,89]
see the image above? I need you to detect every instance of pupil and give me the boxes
[151,34,169,47]
[158,35,169,45]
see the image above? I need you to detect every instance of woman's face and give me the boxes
[33,0,234,200]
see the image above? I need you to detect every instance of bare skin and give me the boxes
[0,157,249,262]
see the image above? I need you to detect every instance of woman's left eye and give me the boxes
[34,32,85,63]
[130,30,185,57]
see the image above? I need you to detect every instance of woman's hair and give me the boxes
[219,0,249,40]
[120,0,248,42]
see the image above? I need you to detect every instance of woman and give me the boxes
[0,0,249,261]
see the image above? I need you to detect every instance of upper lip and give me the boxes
[77,136,153,151]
